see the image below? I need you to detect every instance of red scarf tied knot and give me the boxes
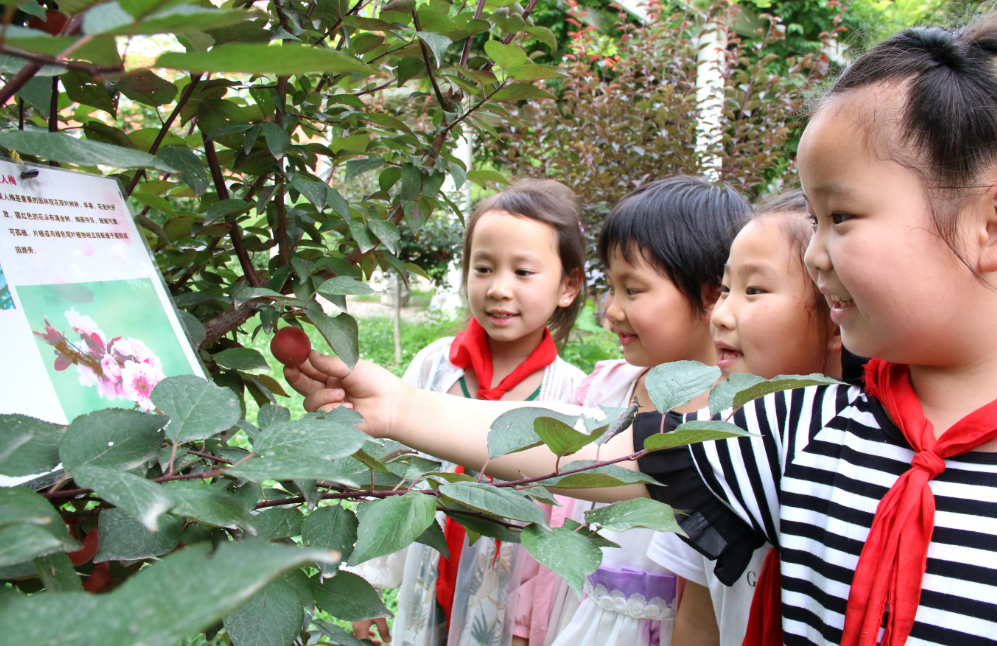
[839,358,997,646]
[744,358,997,646]
[448,317,557,401]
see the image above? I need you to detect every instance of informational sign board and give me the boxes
[0,159,204,426]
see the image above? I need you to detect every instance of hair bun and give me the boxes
[915,27,965,69]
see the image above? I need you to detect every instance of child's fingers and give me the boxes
[283,365,323,396]
[308,350,352,380]
[295,356,333,383]
[303,388,346,413]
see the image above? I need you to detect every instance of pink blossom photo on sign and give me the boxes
[19,279,196,420]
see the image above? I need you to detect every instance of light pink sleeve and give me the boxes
[574,361,611,406]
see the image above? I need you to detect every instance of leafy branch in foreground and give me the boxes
[0,364,839,646]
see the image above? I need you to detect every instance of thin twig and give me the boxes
[125,72,203,197]
[167,440,179,477]
[459,0,488,68]
[412,10,450,116]
[204,138,261,287]
[186,449,232,465]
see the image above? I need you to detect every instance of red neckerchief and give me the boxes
[448,317,557,400]
[742,548,783,646]
[838,359,997,646]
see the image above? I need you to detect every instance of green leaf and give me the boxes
[203,198,252,225]
[253,417,368,461]
[226,454,360,486]
[18,0,47,20]
[306,310,359,370]
[314,620,367,646]
[711,373,843,415]
[367,218,401,255]
[521,524,601,598]
[646,361,721,413]
[416,31,452,67]
[94,508,182,563]
[313,570,391,621]
[157,43,374,76]
[348,492,436,565]
[257,405,290,429]
[583,498,685,535]
[414,518,449,558]
[158,146,210,196]
[151,375,242,443]
[466,169,510,188]
[344,157,384,181]
[61,67,120,116]
[540,461,660,489]
[213,347,270,372]
[348,219,375,252]
[327,187,350,223]
[164,481,256,533]
[251,507,303,542]
[0,542,339,646]
[317,276,377,297]
[0,488,78,566]
[291,175,328,209]
[487,408,606,458]
[33,552,84,593]
[132,5,263,35]
[533,416,607,457]
[484,40,527,69]
[641,420,755,452]
[0,414,65,477]
[525,25,556,49]
[399,163,421,202]
[117,69,178,106]
[261,122,290,159]
[302,505,357,565]
[439,482,548,527]
[72,466,173,532]
[444,507,522,543]
[0,131,175,171]
[231,284,295,308]
[60,408,168,472]
[490,83,556,101]
[224,575,304,646]
[508,64,567,81]
[561,519,620,549]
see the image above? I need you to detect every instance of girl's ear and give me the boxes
[976,178,997,275]
[558,268,583,307]
[699,285,722,320]
[828,324,843,355]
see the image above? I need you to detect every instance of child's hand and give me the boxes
[284,350,406,439]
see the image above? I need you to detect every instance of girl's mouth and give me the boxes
[826,294,856,323]
[716,347,743,368]
[616,331,638,347]
[486,311,519,327]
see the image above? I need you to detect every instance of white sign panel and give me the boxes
[0,160,204,426]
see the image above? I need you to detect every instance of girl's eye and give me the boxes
[746,287,765,296]
[626,288,640,296]
[719,284,730,294]
[474,266,491,274]
[807,214,818,229]
[830,212,853,225]
[515,269,534,277]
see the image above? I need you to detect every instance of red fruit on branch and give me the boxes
[28,10,68,35]
[270,326,311,367]
[68,527,99,566]
[83,561,111,593]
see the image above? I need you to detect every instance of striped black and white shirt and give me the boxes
[636,384,997,645]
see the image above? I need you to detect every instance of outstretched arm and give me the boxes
[285,352,648,502]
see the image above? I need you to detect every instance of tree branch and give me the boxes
[204,137,261,288]
[459,0,488,68]
[412,10,451,115]
[274,181,291,266]
[125,72,203,198]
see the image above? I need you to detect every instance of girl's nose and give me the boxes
[804,226,832,273]
[710,295,735,331]
[604,291,625,322]
[486,271,514,300]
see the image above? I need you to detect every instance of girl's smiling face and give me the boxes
[799,87,994,367]
[604,246,716,368]
[466,210,579,346]
[712,216,838,379]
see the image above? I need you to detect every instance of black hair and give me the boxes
[819,17,997,265]
[462,179,586,345]
[597,175,751,315]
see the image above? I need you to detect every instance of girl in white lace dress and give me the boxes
[357,180,588,646]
